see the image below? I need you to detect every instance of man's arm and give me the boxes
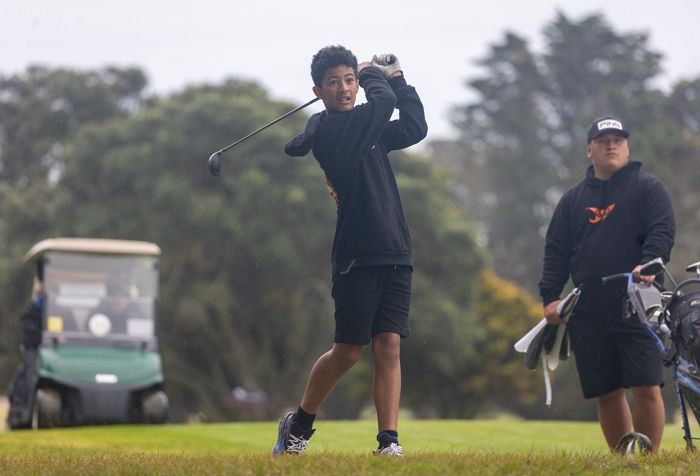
[539,194,573,320]
[640,175,675,265]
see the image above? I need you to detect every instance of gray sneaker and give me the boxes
[272,411,315,455]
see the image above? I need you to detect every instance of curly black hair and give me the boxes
[310,45,358,87]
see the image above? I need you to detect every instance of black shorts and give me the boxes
[568,310,664,399]
[331,265,412,345]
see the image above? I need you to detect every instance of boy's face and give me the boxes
[313,65,358,112]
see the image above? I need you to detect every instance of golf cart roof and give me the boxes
[24,238,161,262]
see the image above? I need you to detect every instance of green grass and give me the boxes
[0,420,699,474]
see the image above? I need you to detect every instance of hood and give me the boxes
[284,111,324,157]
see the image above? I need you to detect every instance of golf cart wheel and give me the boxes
[32,388,61,429]
[142,390,168,424]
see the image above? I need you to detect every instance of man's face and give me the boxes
[313,65,358,112]
[586,132,630,180]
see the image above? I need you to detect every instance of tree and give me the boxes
[0,66,149,187]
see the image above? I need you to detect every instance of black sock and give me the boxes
[292,406,316,435]
[377,430,399,447]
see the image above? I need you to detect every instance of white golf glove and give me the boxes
[371,53,402,79]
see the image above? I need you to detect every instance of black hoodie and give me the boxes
[539,161,675,313]
[285,67,428,277]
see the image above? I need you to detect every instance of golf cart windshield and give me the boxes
[43,251,159,346]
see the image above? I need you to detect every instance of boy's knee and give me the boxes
[372,333,401,361]
[331,343,363,367]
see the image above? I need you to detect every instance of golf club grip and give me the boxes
[556,287,580,318]
[601,273,628,285]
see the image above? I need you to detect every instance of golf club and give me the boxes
[208,97,321,176]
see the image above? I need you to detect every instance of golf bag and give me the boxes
[664,279,700,429]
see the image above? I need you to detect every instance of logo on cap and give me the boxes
[596,119,623,132]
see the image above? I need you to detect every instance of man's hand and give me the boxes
[632,264,656,284]
[544,300,564,325]
[371,53,402,79]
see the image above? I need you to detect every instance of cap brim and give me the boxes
[589,129,630,142]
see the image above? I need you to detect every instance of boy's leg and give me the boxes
[630,385,665,450]
[273,343,363,455]
[370,266,410,455]
[597,388,633,450]
[372,332,401,432]
[300,343,364,414]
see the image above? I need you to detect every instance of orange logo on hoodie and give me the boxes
[586,203,616,223]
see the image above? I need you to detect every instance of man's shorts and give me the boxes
[567,309,664,399]
[331,265,412,345]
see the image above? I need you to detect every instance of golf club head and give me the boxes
[685,261,700,276]
[208,151,222,176]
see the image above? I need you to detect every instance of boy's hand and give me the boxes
[371,53,402,78]
[358,61,373,72]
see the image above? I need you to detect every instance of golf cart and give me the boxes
[8,238,168,429]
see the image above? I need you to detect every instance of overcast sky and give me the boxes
[3,1,699,143]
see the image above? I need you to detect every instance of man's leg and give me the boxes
[8,349,38,427]
[371,332,401,432]
[598,388,632,450]
[630,385,665,451]
[300,342,364,414]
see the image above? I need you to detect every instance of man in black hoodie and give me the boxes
[539,116,675,452]
[273,45,427,456]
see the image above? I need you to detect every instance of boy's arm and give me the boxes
[381,74,428,151]
[342,66,398,157]
[369,53,427,151]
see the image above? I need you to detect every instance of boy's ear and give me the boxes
[313,85,321,98]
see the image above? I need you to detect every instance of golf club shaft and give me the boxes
[217,97,320,154]
[664,268,679,288]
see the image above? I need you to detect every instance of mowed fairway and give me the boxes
[1,419,699,475]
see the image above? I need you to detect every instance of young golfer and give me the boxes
[273,45,427,456]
